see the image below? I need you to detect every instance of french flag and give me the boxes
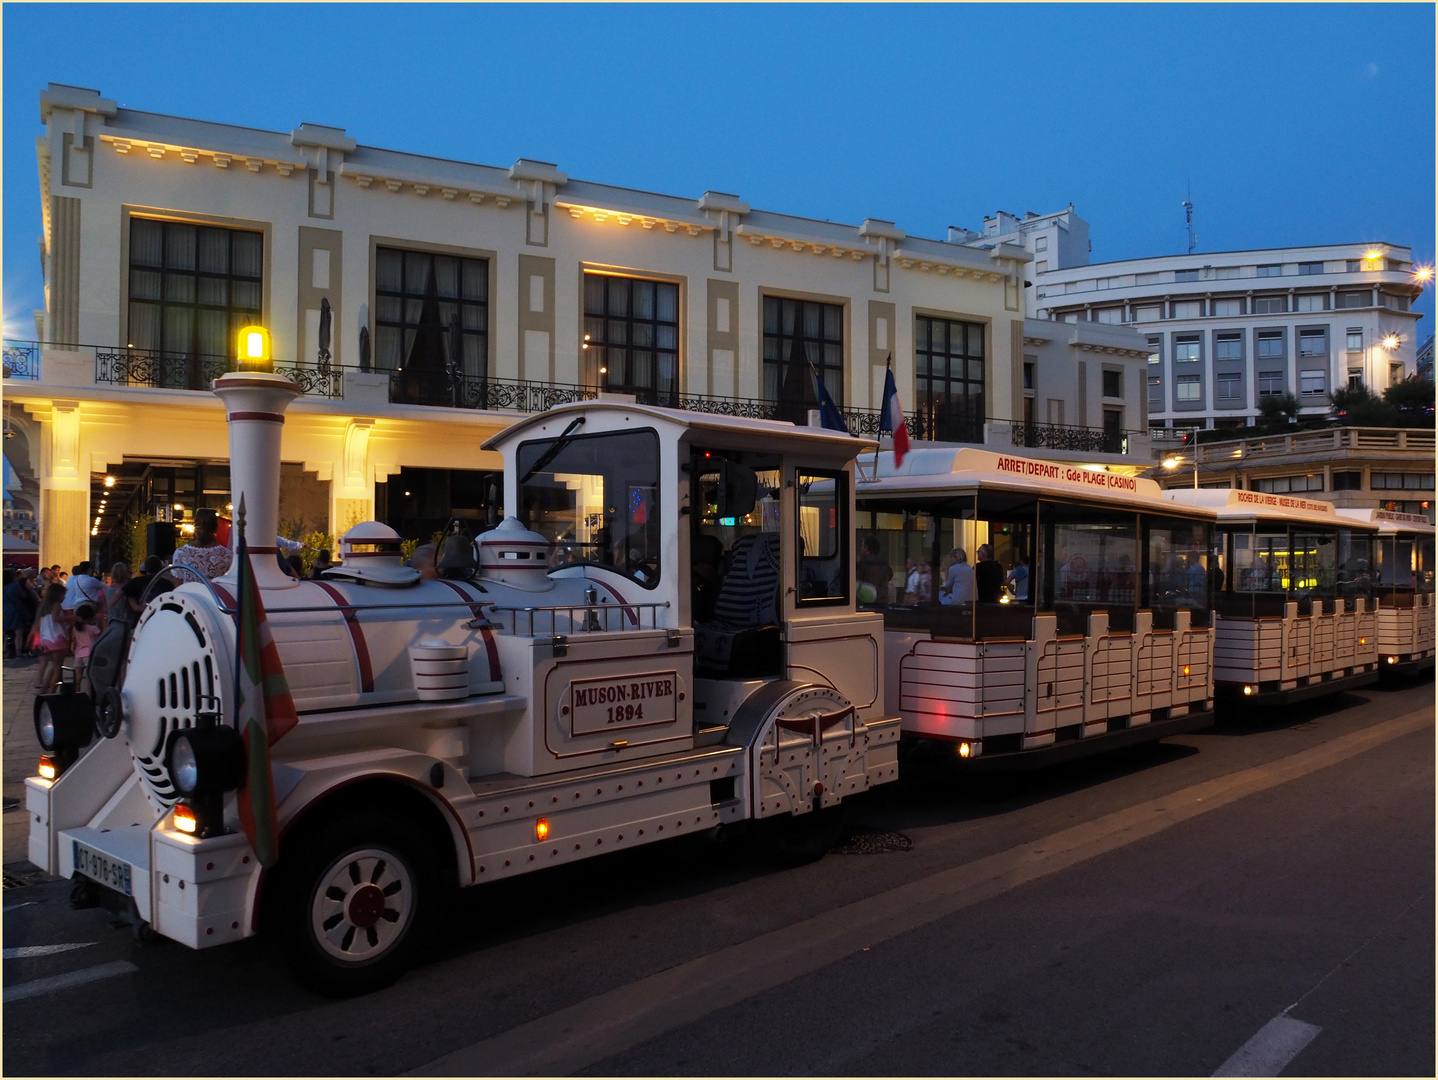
[880,363,910,466]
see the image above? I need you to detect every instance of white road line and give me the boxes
[3,901,39,913]
[3,942,96,959]
[3,960,138,1003]
[1212,1014,1322,1077]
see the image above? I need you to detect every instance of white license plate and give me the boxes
[72,840,133,896]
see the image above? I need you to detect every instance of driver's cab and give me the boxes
[488,401,885,724]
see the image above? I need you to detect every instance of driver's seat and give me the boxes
[695,532,782,677]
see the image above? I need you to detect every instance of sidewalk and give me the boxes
[4,654,48,875]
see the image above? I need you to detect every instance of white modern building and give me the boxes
[1032,243,1426,439]
[5,84,1152,573]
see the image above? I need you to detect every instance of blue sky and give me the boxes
[4,2,1434,339]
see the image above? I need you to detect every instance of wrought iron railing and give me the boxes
[2,341,42,380]
[95,348,344,398]
[389,369,598,411]
[1010,422,1128,455]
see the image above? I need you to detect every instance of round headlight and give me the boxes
[36,701,57,751]
[164,723,245,798]
[171,735,200,795]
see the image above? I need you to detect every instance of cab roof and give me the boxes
[856,447,1213,518]
[483,398,876,456]
[1166,488,1376,531]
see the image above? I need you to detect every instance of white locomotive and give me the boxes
[28,371,900,995]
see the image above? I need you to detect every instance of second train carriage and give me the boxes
[854,448,1217,765]
[1166,488,1381,703]
[1335,507,1435,675]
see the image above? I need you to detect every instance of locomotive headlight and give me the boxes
[33,692,95,773]
[1242,685,1256,696]
[164,724,245,797]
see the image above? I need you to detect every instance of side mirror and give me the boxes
[717,460,757,520]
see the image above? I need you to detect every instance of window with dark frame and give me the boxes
[1252,295,1288,314]
[1215,332,1243,361]
[1298,261,1324,275]
[1258,370,1285,396]
[583,273,679,404]
[1217,372,1243,402]
[913,315,985,441]
[127,218,263,387]
[1176,374,1202,401]
[762,296,843,424]
[1174,334,1201,363]
[1102,369,1122,398]
[375,247,488,405]
[1256,331,1285,360]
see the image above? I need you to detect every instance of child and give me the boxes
[33,583,69,692]
[70,603,101,693]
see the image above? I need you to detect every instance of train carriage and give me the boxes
[1335,508,1435,675]
[854,448,1217,766]
[1166,489,1381,703]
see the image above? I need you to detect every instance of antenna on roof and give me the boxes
[1182,182,1197,255]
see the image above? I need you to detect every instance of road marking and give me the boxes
[3,901,39,913]
[411,706,1433,1077]
[3,942,96,959]
[1212,1015,1321,1076]
[2,960,138,1003]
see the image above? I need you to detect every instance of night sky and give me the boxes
[4,3,1434,340]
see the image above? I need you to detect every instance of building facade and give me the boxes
[1152,426,1434,523]
[6,84,1153,572]
[1032,244,1426,439]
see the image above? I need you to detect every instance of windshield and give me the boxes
[516,428,662,588]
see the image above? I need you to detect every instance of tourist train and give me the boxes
[26,384,1433,995]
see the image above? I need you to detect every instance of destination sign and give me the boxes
[1234,490,1333,514]
[995,456,1138,493]
[569,671,678,736]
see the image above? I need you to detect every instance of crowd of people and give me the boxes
[2,557,177,692]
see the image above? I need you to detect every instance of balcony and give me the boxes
[3,339,1147,457]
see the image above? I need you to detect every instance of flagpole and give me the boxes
[233,493,246,731]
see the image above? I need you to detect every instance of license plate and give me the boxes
[72,840,133,896]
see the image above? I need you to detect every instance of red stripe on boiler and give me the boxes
[435,580,500,680]
[311,580,375,693]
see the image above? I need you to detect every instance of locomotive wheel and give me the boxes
[749,802,847,868]
[277,812,442,998]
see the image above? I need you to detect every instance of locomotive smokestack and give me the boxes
[212,370,301,588]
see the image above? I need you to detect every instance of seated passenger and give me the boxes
[695,531,782,677]
[857,535,892,605]
[940,548,975,605]
[691,533,724,623]
[975,544,1005,603]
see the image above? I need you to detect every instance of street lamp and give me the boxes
[1162,454,1199,489]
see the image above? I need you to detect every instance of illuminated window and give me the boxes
[376,247,488,404]
[127,218,263,384]
[584,273,679,404]
[764,296,843,424]
[914,315,984,442]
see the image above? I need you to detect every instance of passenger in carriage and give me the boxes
[857,535,893,606]
[974,544,1005,603]
[940,547,975,606]
[1005,553,1030,601]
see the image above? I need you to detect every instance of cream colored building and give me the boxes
[7,84,1150,571]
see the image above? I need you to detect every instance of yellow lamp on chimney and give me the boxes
[235,325,273,372]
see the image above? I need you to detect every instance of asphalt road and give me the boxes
[3,677,1432,1077]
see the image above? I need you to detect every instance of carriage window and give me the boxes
[1146,517,1214,628]
[517,428,661,589]
[796,470,848,605]
[690,450,782,621]
[1045,506,1138,633]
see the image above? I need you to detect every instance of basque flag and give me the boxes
[233,497,299,868]
[880,361,911,466]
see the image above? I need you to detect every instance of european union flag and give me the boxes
[810,370,850,434]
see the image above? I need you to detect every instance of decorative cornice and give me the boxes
[99,133,304,176]
[337,161,518,206]
[733,223,872,260]
[556,201,711,235]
